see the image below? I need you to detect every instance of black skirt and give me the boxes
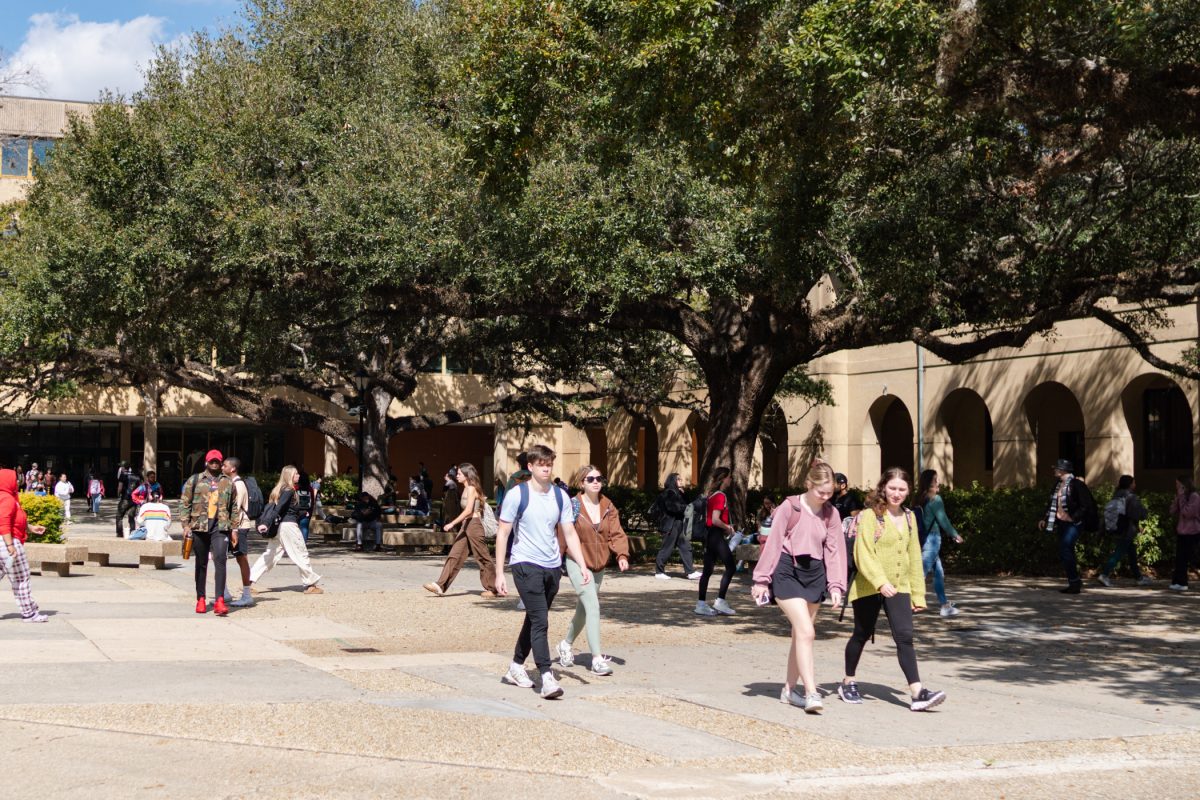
[772,553,827,603]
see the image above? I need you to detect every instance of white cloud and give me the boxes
[7,13,179,101]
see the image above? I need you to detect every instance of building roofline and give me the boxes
[0,94,106,106]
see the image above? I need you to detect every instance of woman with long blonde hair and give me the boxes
[424,462,498,598]
[751,460,846,713]
[838,467,943,711]
[246,465,324,595]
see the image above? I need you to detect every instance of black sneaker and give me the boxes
[1060,582,1082,594]
[837,682,863,704]
[910,688,946,711]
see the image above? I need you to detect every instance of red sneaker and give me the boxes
[213,597,228,616]
[195,598,208,614]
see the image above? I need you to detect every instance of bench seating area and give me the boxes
[735,544,762,564]
[24,543,89,577]
[67,536,183,569]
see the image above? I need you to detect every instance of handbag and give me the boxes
[481,502,498,539]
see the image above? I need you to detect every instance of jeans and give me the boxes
[356,520,383,547]
[511,562,561,673]
[89,495,101,514]
[921,531,947,605]
[654,521,695,574]
[1102,536,1142,579]
[698,527,736,602]
[1172,534,1199,587]
[1057,523,1082,584]
[845,592,920,685]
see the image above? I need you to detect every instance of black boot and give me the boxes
[1060,581,1082,594]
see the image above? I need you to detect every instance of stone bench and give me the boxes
[68,536,182,569]
[735,544,762,564]
[24,542,89,577]
[381,528,456,550]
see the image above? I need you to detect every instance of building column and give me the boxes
[991,406,1034,488]
[323,434,339,476]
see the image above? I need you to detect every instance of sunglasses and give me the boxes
[583,476,605,484]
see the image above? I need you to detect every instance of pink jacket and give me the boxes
[752,494,847,594]
[1170,491,1200,535]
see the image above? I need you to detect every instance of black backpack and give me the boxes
[238,477,265,521]
[1073,479,1100,533]
[688,494,709,542]
[646,493,666,527]
[293,488,313,516]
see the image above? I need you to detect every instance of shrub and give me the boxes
[18,492,64,543]
[318,474,357,505]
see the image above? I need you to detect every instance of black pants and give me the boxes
[116,497,136,537]
[698,527,735,602]
[845,592,921,685]
[655,521,695,574]
[511,562,561,673]
[192,524,230,600]
[1173,534,1200,587]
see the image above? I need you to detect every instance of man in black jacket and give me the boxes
[1039,458,1089,594]
[351,492,383,552]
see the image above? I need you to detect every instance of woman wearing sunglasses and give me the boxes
[556,466,630,676]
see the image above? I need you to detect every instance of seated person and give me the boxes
[135,491,174,541]
[350,492,383,552]
[407,477,431,516]
[130,470,163,506]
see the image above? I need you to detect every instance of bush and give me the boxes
[318,474,357,505]
[939,483,1176,577]
[18,492,64,543]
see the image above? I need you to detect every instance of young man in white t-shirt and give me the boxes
[494,444,591,699]
[53,474,74,520]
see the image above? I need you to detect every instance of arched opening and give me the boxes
[939,388,994,488]
[759,403,789,489]
[1024,382,1086,482]
[585,426,609,478]
[866,396,914,479]
[1121,374,1194,492]
[686,412,708,488]
[635,418,660,491]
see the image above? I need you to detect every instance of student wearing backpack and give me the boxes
[494,444,590,699]
[916,470,965,617]
[424,463,497,598]
[1037,459,1094,594]
[179,450,235,616]
[695,467,738,617]
[222,457,259,607]
[839,467,946,712]
[1168,476,1200,592]
[1097,475,1151,587]
[751,460,846,714]
[653,473,699,580]
[555,465,630,676]
[248,466,324,595]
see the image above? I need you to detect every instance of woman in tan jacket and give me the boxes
[556,465,629,675]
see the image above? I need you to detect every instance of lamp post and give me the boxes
[351,368,370,495]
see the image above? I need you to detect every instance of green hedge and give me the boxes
[19,492,64,543]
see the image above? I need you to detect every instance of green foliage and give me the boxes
[318,474,357,505]
[18,492,64,543]
[940,484,1176,577]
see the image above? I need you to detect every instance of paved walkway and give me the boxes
[2,512,1198,798]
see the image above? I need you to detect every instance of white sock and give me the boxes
[240,587,251,599]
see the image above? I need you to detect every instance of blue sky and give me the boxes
[2,2,243,101]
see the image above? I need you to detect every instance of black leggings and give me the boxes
[698,527,736,602]
[192,527,229,600]
[844,592,921,685]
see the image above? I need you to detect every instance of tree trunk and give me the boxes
[360,386,392,499]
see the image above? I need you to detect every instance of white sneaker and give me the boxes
[540,671,564,699]
[1138,576,1154,586]
[780,685,804,706]
[686,571,702,580]
[22,613,49,623]
[803,693,824,714]
[939,603,960,617]
[654,573,672,580]
[713,598,736,616]
[590,655,613,676]
[694,601,718,617]
[502,662,533,688]
[557,639,574,667]
[1168,583,1188,592]
[1097,574,1113,587]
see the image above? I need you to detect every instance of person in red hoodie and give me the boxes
[0,469,49,623]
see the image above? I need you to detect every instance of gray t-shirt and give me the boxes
[500,483,575,569]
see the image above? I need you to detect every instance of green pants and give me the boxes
[564,559,606,656]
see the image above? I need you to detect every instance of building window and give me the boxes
[31,138,55,165]
[1,138,30,177]
[1144,387,1194,470]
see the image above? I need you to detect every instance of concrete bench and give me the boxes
[23,542,89,577]
[735,544,762,564]
[68,536,182,569]
[381,528,456,550]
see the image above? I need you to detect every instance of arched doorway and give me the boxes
[1121,374,1194,492]
[866,396,914,479]
[939,388,994,488]
[759,403,789,489]
[636,418,660,491]
[1024,382,1086,481]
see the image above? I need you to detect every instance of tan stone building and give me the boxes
[4,95,1196,496]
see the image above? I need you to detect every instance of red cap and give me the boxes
[205,449,224,464]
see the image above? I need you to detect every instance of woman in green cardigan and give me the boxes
[838,467,946,712]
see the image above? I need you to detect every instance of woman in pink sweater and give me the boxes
[751,460,846,714]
